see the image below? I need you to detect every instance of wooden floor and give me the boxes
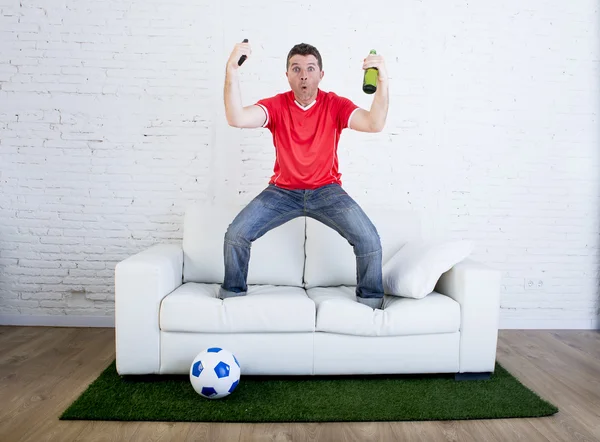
[0,328,599,442]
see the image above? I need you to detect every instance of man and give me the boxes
[221,42,389,309]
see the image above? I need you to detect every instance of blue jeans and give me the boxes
[221,183,384,301]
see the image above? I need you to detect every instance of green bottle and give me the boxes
[362,49,378,94]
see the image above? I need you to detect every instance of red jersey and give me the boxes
[256,89,359,190]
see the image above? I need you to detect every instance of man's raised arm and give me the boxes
[349,53,389,133]
[224,41,267,128]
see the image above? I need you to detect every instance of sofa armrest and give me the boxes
[115,243,183,375]
[434,258,501,373]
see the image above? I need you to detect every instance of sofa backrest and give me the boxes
[182,204,306,286]
[182,204,421,288]
[303,208,421,288]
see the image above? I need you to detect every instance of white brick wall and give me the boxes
[1,0,598,328]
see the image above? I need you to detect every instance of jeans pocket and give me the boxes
[318,186,357,213]
[325,193,359,213]
[257,186,285,210]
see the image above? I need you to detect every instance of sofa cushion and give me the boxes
[304,208,421,288]
[182,204,305,286]
[160,283,315,333]
[383,239,474,299]
[306,286,460,337]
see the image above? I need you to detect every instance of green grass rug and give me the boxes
[60,361,557,423]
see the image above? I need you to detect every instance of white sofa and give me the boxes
[115,204,501,378]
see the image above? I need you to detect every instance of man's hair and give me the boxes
[286,43,323,71]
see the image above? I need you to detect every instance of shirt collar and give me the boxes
[292,89,320,111]
[294,99,317,111]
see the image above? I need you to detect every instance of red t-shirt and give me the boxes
[256,89,359,190]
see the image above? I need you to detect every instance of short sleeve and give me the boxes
[255,95,280,131]
[330,93,360,131]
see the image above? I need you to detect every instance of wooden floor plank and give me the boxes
[549,330,600,361]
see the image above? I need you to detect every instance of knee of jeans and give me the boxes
[355,230,382,257]
[224,222,252,247]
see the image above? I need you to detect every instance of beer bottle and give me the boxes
[362,49,378,94]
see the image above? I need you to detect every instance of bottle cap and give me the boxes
[369,49,377,54]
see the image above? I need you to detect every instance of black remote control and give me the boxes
[238,39,248,66]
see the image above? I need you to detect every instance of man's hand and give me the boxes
[363,53,388,83]
[227,41,252,72]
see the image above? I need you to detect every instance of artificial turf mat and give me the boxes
[60,361,557,422]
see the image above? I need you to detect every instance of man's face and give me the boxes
[286,54,324,103]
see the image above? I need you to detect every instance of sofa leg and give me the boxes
[455,372,491,381]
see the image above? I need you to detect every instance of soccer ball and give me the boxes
[189,347,241,399]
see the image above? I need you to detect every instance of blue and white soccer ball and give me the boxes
[189,347,241,399]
